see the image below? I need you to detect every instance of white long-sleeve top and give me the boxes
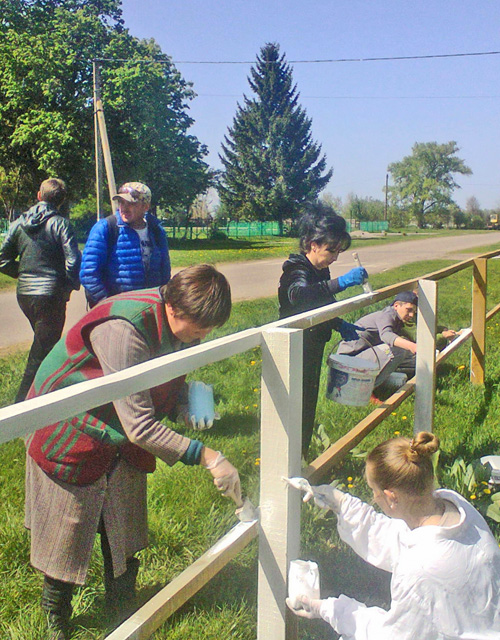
[319,489,500,639]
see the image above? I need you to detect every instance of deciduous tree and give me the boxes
[387,141,472,228]
[0,0,211,216]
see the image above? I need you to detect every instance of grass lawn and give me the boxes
[0,228,492,292]
[1,257,500,638]
[166,228,490,268]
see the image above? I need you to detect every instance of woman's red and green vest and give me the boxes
[26,288,186,485]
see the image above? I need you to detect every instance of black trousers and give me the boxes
[301,332,327,455]
[16,294,67,402]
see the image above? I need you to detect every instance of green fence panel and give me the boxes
[360,221,389,232]
[225,221,281,237]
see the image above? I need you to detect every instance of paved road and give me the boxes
[1,231,499,353]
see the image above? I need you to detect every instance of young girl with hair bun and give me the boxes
[278,202,367,454]
[288,431,500,638]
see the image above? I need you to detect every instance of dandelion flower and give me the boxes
[347,476,353,482]
[470,494,477,500]
[484,488,492,495]
[348,484,354,489]
[402,416,407,420]
[250,360,256,365]
[391,412,397,416]
[253,404,258,408]
[255,458,261,466]
[457,365,465,370]
[394,431,400,436]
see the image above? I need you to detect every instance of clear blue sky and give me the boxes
[121,0,500,209]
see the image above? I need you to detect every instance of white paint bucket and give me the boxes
[326,353,379,406]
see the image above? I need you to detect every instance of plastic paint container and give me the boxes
[326,353,379,406]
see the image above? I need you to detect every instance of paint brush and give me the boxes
[352,252,373,294]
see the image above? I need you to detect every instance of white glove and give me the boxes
[204,451,242,505]
[286,595,322,619]
[283,477,345,513]
[187,381,220,430]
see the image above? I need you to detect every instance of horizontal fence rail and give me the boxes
[1,249,499,639]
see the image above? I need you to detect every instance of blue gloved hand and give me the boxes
[187,381,220,430]
[337,267,368,291]
[338,320,362,341]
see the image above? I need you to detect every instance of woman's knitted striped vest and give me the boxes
[26,288,186,485]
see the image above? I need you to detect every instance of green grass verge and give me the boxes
[167,228,491,268]
[1,258,500,638]
[0,229,492,291]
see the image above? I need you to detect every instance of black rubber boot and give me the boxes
[100,520,140,625]
[104,557,140,624]
[41,575,74,640]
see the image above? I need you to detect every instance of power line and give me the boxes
[95,50,500,65]
[195,93,500,100]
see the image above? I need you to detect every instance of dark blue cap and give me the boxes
[393,290,418,306]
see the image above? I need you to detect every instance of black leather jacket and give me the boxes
[278,253,343,344]
[0,203,81,296]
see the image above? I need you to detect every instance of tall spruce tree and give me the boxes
[219,43,332,230]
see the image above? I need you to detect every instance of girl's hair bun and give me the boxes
[408,431,440,461]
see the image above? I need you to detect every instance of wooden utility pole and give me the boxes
[92,60,117,215]
[384,173,389,221]
[93,61,104,220]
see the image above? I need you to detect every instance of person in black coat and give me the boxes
[278,203,366,454]
[0,178,81,402]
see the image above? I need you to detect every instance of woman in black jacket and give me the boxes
[278,204,366,454]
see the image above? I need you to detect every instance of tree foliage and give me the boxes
[343,194,385,222]
[387,141,472,228]
[0,0,211,216]
[219,43,332,228]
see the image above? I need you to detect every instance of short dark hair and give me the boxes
[298,201,351,254]
[39,178,67,208]
[160,264,231,328]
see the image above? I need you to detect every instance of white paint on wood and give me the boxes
[0,326,261,444]
[258,328,303,640]
[414,279,437,434]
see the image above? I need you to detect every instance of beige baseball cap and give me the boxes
[112,182,151,204]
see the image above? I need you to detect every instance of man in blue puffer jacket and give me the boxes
[80,182,171,306]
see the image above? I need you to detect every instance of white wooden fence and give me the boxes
[1,251,499,639]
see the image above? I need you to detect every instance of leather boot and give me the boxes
[41,575,74,640]
[104,557,140,624]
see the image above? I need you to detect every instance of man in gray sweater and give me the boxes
[336,290,418,395]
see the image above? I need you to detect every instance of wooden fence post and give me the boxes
[258,328,303,640]
[471,258,487,385]
[414,279,437,434]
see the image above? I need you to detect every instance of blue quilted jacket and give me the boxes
[80,211,171,304]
